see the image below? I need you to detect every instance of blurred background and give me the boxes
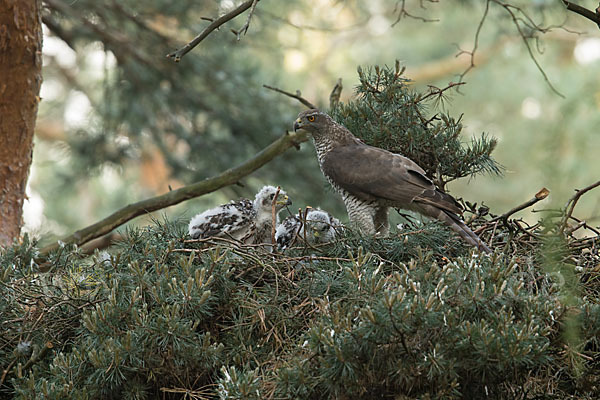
[29,0,600,245]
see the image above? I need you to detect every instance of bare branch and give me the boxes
[491,187,549,223]
[560,180,600,235]
[262,84,317,109]
[329,78,343,109]
[392,0,439,25]
[458,0,490,83]
[235,0,259,40]
[562,1,600,28]
[455,0,564,97]
[37,130,309,258]
[166,0,260,62]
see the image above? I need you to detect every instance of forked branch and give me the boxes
[167,0,260,62]
[263,84,317,109]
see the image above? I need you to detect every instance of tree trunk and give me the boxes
[0,0,43,247]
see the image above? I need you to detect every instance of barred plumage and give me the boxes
[293,110,491,253]
[188,185,291,247]
[275,208,342,250]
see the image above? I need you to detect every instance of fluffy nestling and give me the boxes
[275,207,341,250]
[293,109,491,253]
[188,185,291,246]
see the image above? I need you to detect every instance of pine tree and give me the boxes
[331,61,501,191]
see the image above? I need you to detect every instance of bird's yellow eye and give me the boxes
[307,115,315,122]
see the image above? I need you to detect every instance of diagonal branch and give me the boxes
[562,1,600,28]
[167,0,260,62]
[262,84,317,109]
[235,0,259,40]
[38,130,308,257]
[490,187,549,224]
[560,179,600,235]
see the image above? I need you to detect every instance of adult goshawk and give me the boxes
[293,109,490,253]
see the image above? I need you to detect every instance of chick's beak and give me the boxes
[293,118,302,132]
[313,230,320,238]
[277,195,292,206]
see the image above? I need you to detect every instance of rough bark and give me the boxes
[0,0,43,246]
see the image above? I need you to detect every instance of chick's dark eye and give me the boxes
[307,115,315,122]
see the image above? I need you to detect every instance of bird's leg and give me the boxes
[346,205,377,235]
[374,207,390,237]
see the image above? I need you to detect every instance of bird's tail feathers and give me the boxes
[418,204,491,253]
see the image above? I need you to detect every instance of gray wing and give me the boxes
[321,143,462,215]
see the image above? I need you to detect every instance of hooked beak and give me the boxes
[313,230,320,238]
[293,118,302,132]
[277,195,292,206]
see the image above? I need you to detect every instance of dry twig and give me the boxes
[491,187,549,224]
[235,0,260,40]
[166,0,260,62]
[560,180,600,235]
[262,84,317,109]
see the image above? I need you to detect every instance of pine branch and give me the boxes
[37,130,308,259]
[167,0,260,62]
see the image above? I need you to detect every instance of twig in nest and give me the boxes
[166,0,259,62]
[560,180,600,235]
[491,187,549,224]
[271,186,281,246]
[263,84,317,109]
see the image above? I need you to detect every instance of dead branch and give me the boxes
[38,130,309,259]
[167,0,260,62]
[329,78,343,109]
[262,84,317,109]
[392,0,439,25]
[560,180,600,235]
[454,0,563,97]
[562,1,600,28]
[491,187,549,224]
[234,0,260,40]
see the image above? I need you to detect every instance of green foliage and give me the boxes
[331,62,502,189]
[1,219,600,399]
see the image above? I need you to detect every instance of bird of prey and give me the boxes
[293,109,491,253]
[275,207,342,250]
[188,185,292,247]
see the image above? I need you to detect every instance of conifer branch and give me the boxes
[38,130,308,258]
[166,0,260,62]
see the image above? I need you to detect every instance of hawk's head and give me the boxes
[293,109,331,135]
[254,185,292,214]
[305,209,334,241]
